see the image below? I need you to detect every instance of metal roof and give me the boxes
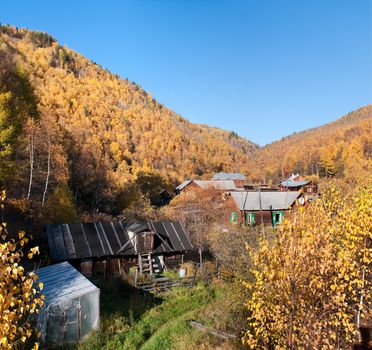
[280,180,310,187]
[286,173,300,181]
[47,221,193,262]
[193,180,236,190]
[36,262,99,306]
[213,173,245,181]
[176,179,236,191]
[176,180,193,191]
[231,191,300,211]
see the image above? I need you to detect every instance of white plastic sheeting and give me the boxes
[36,262,100,346]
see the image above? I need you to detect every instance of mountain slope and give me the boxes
[251,105,372,182]
[0,25,370,216]
[0,25,257,177]
[0,25,257,211]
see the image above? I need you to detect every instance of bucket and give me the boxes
[179,268,186,278]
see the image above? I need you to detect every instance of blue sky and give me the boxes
[1,0,371,145]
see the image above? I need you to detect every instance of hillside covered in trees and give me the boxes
[0,25,257,218]
[0,24,371,222]
[250,105,372,183]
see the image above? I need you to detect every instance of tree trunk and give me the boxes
[42,134,51,206]
[27,134,34,200]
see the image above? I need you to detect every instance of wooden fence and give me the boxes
[135,269,222,293]
[136,276,197,292]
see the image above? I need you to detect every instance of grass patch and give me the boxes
[74,279,243,350]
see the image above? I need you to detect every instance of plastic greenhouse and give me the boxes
[36,262,100,346]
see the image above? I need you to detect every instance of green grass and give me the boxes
[74,279,243,350]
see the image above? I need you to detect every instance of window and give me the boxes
[272,211,284,225]
[229,211,238,224]
[246,212,255,225]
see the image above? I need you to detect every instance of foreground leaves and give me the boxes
[244,185,372,349]
[0,191,44,349]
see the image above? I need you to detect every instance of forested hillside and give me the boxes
[0,25,257,218]
[250,105,372,183]
[0,24,371,222]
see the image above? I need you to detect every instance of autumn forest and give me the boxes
[0,25,370,225]
[0,23,371,349]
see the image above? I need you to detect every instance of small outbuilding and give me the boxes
[36,262,100,347]
[46,220,193,277]
[278,173,318,196]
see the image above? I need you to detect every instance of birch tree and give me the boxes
[243,185,371,349]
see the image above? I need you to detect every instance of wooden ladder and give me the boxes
[138,253,153,275]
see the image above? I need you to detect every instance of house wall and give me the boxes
[223,195,290,226]
[303,182,318,194]
[233,179,245,188]
[181,182,202,195]
[77,254,183,278]
[223,196,244,225]
[278,185,301,191]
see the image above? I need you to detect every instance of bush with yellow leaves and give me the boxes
[243,185,371,349]
[0,191,44,349]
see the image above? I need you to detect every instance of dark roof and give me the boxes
[231,191,300,211]
[213,173,245,181]
[47,221,193,262]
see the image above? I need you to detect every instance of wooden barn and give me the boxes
[212,173,246,188]
[278,173,318,195]
[225,191,301,226]
[175,179,236,195]
[46,221,193,278]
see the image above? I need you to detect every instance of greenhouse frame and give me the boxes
[36,261,100,346]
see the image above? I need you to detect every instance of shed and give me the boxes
[46,221,193,276]
[36,262,100,347]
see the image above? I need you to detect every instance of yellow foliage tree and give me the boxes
[0,191,44,349]
[243,185,372,349]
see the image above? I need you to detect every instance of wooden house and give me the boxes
[46,221,193,277]
[175,179,236,195]
[212,173,246,188]
[278,173,318,196]
[225,191,301,226]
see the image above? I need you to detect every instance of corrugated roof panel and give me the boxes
[36,262,99,306]
[176,180,192,191]
[68,223,91,259]
[100,222,120,254]
[213,173,245,180]
[61,224,77,259]
[194,180,236,190]
[163,222,185,251]
[280,180,310,187]
[49,225,68,262]
[232,191,299,211]
[172,221,193,250]
[83,223,103,257]
[94,222,113,256]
